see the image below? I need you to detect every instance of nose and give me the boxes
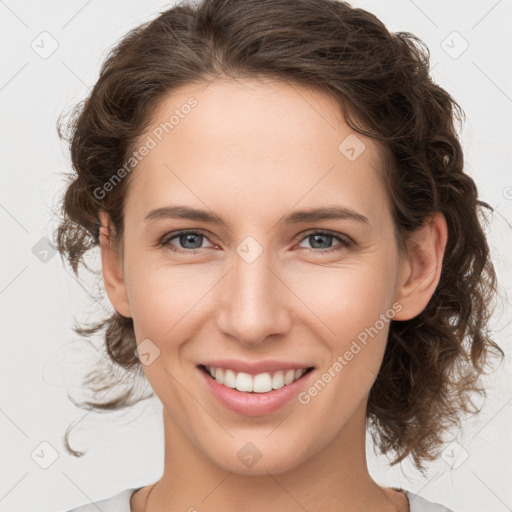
[215,250,292,347]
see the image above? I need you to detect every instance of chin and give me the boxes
[204,437,313,476]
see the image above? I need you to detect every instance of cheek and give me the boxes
[294,265,396,437]
[126,257,218,346]
[287,257,397,337]
[287,256,397,395]
[124,261,211,407]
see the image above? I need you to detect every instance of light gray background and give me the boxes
[1,1,511,511]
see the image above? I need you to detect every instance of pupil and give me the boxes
[312,234,330,249]
[182,233,202,249]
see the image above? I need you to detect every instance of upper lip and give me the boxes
[198,359,315,376]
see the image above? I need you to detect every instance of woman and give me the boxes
[55,0,504,510]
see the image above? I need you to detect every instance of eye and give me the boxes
[159,229,216,254]
[158,229,352,255]
[296,230,352,254]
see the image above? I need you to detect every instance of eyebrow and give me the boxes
[144,205,369,226]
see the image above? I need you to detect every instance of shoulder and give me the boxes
[63,487,140,512]
[403,489,457,512]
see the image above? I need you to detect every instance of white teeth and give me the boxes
[284,369,295,385]
[272,370,285,390]
[253,372,273,393]
[235,372,253,392]
[224,369,236,388]
[295,368,306,380]
[214,367,224,384]
[204,365,309,393]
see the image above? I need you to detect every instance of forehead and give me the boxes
[125,78,391,229]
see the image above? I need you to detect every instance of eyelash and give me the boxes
[158,229,353,255]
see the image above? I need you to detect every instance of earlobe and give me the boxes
[98,210,132,318]
[393,212,448,321]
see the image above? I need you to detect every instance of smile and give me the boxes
[200,364,313,393]
[197,362,315,416]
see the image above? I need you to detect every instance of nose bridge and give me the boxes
[215,243,291,345]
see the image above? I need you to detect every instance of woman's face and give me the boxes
[102,78,411,475]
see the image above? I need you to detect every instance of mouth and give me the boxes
[198,364,315,393]
[197,363,316,416]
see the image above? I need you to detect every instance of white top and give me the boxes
[64,487,456,511]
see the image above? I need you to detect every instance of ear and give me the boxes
[393,212,448,321]
[98,210,132,318]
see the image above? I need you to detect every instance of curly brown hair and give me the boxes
[54,0,504,471]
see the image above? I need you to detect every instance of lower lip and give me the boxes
[198,366,314,417]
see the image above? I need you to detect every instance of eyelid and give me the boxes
[158,228,354,254]
[295,228,353,245]
[159,228,216,249]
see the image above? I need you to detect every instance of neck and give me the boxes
[140,399,408,512]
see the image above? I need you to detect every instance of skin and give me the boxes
[98,78,447,512]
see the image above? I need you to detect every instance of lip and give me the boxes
[197,364,315,416]
[198,359,314,375]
